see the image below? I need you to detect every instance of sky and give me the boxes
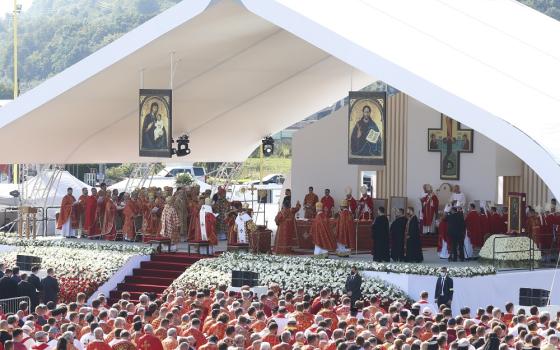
[0,0,33,17]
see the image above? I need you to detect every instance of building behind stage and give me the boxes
[291,92,552,215]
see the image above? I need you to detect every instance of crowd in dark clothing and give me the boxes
[0,265,59,309]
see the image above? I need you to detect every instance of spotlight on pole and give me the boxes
[262,136,274,158]
[173,134,191,157]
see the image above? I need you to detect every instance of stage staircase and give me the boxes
[108,253,211,305]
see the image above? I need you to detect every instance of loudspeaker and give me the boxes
[16,255,42,271]
[231,270,259,288]
[519,288,549,307]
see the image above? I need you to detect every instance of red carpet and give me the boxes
[108,253,211,304]
[420,234,438,248]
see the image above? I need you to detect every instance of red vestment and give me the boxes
[437,218,450,252]
[136,334,164,350]
[303,193,319,219]
[207,322,227,340]
[274,205,300,254]
[78,194,88,227]
[420,193,439,228]
[112,341,135,350]
[183,328,207,348]
[358,195,374,220]
[187,204,201,242]
[488,213,504,234]
[310,212,336,251]
[86,341,112,350]
[102,198,117,240]
[320,195,335,218]
[84,195,99,237]
[123,199,139,240]
[346,197,358,216]
[335,209,355,249]
[480,213,489,243]
[56,194,76,230]
[318,309,338,330]
[465,210,483,248]
[144,201,162,236]
[194,212,218,245]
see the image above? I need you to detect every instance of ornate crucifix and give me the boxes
[427,114,473,180]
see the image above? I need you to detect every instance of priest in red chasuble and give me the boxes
[137,325,164,350]
[274,200,301,254]
[84,187,98,237]
[101,191,117,240]
[357,185,374,221]
[488,207,504,234]
[420,184,438,234]
[195,198,218,247]
[334,199,355,256]
[122,192,139,241]
[310,202,336,257]
[303,186,319,219]
[56,187,77,238]
[465,203,482,248]
[320,189,335,218]
[77,187,89,236]
[344,187,358,217]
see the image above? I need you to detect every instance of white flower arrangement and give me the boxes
[479,234,542,261]
[0,236,154,255]
[168,252,416,304]
[0,244,144,302]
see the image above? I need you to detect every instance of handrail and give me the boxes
[0,296,31,314]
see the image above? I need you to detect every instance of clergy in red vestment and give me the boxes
[334,200,355,256]
[274,200,301,254]
[122,193,139,241]
[303,187,319,219]
[84,188,99,237]
[437,213,450,259]
[465,203,483,248]
[77,187,89,236]
[86,329,112,350]
[160,196,181,247]
[420,184,439,234]
[488,207,504,234]
[195,198,218,246]
[357,185,374,221]
[320,189,335,218]
[56,187,77,238]
[310,202,336,257]
[101,193,117,240]
[187,199,201,242]
[479,208,489,243]
[137,325,164,350]
[344,187,358,218]
[144,194,162,238]
[501,208,509,234]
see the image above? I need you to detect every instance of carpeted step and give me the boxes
[139,260,191,271]
[125,275,175,285]
[117,282,167,293]
[151,254,204,264]
[132,268,182,278]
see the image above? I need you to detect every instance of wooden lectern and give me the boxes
[17,206,38,239]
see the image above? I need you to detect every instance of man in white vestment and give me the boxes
[199,198,216,241]
[450,185,466,210]
[235,208,253,244]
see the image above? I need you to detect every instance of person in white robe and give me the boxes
[235,209,253,244]
[450,185,466,211]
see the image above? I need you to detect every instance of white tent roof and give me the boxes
[0,0,560,195]
[0,170,91,207]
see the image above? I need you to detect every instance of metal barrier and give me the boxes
[43,206,60,236]
[492,234,536,271]
[0,296,31,314]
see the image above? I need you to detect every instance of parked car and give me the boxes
[245,174,285,185]
[157,164,207,182]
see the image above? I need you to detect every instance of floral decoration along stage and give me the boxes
[0,238,153,303]
[479,234,542,261]
[167,253,495,305]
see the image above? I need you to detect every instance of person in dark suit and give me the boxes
[390,209,407,262]
[28,266,42,298]
[447,207,465,261]
[0,263,4,278]
[0,269,18,299]
[41,268,59,304]
[11,267,21,283]
[405,207,423,262]
[344,266,362,307]
[17,273,39,310]
[434,266,454,308]
[372,207,390,262]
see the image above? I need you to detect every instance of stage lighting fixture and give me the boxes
[262,136,274,158]
[175,134,191,157]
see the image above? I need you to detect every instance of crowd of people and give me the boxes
[0,265,59,310]
[0,266,559,350]
[55,183,256,252]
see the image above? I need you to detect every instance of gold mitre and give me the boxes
[340,199,348,207]
[315,202,323,210]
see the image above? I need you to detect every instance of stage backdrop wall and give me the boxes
[291,93,533,216]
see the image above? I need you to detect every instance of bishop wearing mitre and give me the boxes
[334,199,355,257]
[234,206,256,244]
[196,198,218,248]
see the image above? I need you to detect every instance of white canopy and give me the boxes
[0,0,560,196]
[0,171,91,207]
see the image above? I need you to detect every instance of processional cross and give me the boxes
[427,114,473,181]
